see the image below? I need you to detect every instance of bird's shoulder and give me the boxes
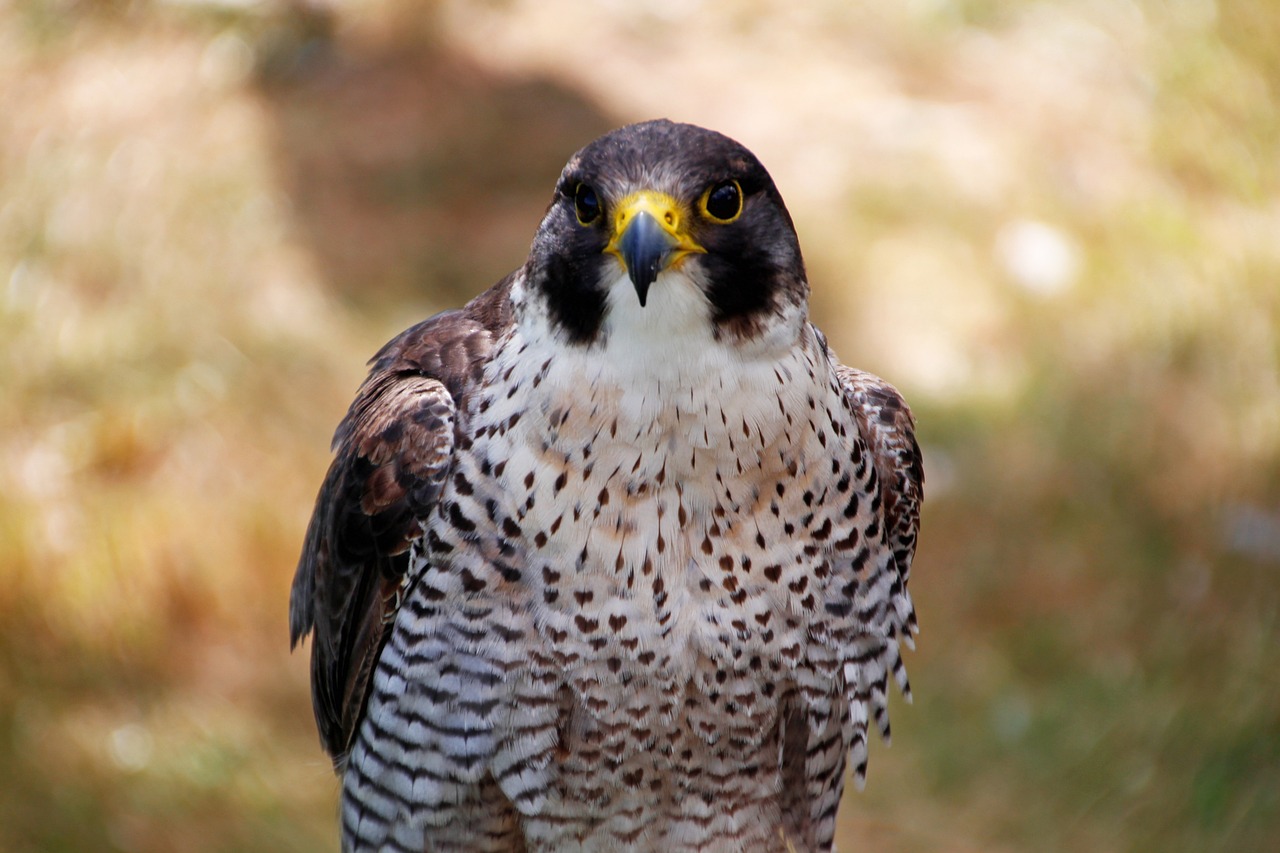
[289,273,516,764]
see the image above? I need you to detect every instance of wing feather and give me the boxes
[836,365,924,640]
[289,280,514,766]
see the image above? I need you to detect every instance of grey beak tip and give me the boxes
[618,211,674,308]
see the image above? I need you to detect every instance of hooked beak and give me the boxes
[605,191,705,306]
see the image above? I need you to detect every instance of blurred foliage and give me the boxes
[1,1,1277,851]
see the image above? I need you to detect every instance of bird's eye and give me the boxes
[701,180,743,223]
[574,183,602,226]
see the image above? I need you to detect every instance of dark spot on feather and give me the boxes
[448,502,476,533]
[460,569,486,593]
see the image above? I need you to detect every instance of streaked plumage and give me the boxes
[290,120,923,852]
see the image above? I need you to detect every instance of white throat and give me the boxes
[499,263,817,466]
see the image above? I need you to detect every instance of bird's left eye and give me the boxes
[574,183,602,226]
[701,180,743,223]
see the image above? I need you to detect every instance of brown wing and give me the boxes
[289,280,513,767]
[836,365,924,637]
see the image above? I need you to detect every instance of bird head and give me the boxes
[524,120,809,348]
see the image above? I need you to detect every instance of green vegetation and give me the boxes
[1,1,1276,850]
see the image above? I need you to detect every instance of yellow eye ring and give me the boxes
[699,180,743,224]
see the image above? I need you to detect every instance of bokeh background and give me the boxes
[2,0,1277,850]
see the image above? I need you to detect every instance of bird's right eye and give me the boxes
[574,183,602,226]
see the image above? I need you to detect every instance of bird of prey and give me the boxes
[290,119,922,853]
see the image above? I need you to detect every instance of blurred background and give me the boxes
[1,0,1277,850]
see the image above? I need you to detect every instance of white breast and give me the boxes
[467,266,838,688]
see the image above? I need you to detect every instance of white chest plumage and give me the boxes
[372,270,878,849]
[478,274,827,659]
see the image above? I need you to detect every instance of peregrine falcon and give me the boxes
[290,119,923,852]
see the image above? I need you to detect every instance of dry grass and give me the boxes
[1,1,1277,850]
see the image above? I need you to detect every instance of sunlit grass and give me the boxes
[2,1,1277,851]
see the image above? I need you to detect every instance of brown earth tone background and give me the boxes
[2,1,1277,850]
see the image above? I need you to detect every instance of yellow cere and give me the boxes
[605,189,706,262]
